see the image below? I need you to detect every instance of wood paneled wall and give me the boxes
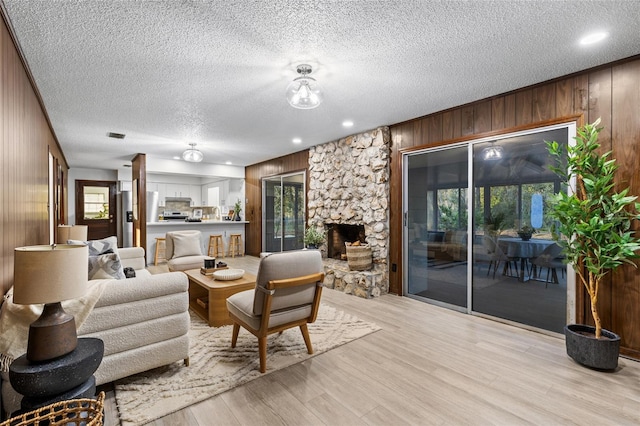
[131,154,147,254]
[244,150,309,256]
[389,55,640,359]
[0,15,68,297]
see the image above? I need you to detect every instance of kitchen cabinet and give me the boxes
[165,184,190,198]
[190,185,202,206]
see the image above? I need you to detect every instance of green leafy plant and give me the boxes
[484,211,506,236]
[518,225,536,234]
[547,118,640,338]
[233,199,242,217]
[517,225,536,240]
[303,226,325,247]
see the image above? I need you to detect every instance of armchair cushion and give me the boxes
[171,233,202,258]
[165,230,202,259]
[227,290,313,330]
[252,250,324,315]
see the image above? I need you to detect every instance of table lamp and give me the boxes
[57,225,88,243]
[13,244,88,362]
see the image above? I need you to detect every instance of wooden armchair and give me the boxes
[225,250,325,373]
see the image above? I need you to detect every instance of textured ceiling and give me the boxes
[2,1,640,173]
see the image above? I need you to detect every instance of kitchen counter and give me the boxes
[147,220,249,225]
[146,221,248,264]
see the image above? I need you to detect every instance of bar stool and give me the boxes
[228,234,244,257]
[207,234,225,258]
[154,237,166,265]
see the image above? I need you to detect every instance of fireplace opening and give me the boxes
[326,224,366,260]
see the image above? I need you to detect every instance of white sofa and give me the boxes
[1,247,190,416]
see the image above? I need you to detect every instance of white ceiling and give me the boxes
[2,1,640,173]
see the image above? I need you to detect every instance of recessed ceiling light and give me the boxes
[173,156,181,160]
[342,120,354,127]
[580,32,608,45]
[225,161,232,165]
[292,138,302,144]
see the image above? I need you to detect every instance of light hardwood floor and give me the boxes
[102,256,640,425]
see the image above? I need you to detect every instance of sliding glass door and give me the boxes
[263,172,306,252]
[405,146,469,310]
[404,124,574,333]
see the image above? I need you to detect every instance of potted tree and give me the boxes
[547,118,640,370]
[303,226,325,249]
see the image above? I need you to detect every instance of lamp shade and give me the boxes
[13,245,88,305]
[57,225,88,243]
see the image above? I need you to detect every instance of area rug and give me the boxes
[114,304,380,425]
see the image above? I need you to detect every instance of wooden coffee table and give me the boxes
[185,269,256,327]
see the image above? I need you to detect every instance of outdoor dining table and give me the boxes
[498,237,557,282]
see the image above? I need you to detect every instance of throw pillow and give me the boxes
[88,252,126,280]
[172,233,202,258]
[68,236,119,256]
[68,236,125,280]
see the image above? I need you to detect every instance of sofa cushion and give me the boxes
[171,233,202,258]
[89,252,126,280]
[118,247,146,271]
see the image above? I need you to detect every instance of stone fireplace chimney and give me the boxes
[307,127,390,298]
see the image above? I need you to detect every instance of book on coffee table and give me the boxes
[200,266,229,275]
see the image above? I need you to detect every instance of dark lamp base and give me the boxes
[27,302,78,362]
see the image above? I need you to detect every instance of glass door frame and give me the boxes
[261,170,306,253]
[402,121,577,328]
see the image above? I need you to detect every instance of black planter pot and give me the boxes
[564,324,620,370]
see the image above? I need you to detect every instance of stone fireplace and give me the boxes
[307,127,390,298]
[326,223,366,259]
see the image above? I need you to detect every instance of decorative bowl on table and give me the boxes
[212,268,245,281]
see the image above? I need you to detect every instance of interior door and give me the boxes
[76,180,117,240]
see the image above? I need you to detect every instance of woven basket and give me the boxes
[345,244,372,271]
[1,392,105,426]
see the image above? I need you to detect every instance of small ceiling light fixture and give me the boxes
[182,143,203,162]
[342,120,354,127]
[481,143,504,161]
[580,31,608,45]
[292,138,302,144]
[286,64,323,109]
[225,161,232,165]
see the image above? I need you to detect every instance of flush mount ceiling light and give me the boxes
[182,143,203,162]
[482,143,504,161]
[286,64,323,109]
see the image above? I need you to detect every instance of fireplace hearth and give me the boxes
[327,224,365,259]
